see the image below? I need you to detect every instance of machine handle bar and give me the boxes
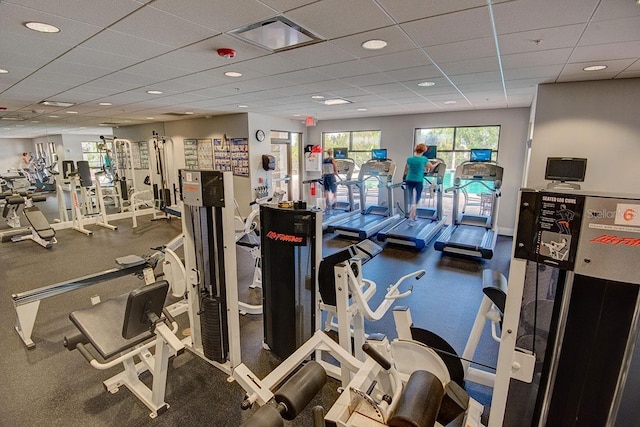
[362,343,391,371]
[384,269,426,301]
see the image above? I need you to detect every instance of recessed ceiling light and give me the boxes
[66,111,78,114]
[1,117,18,120]
[224,71,242,77]
[184,111,194,115]
[41,100,75,107]
[311,95,325,99]
[98,102,112,106]
[15,124,24,127]
[238,105,248,108]
[25,22,60,33]
[444,101,457,105]
[361,39,387,50]
[0,69,9,74]
[147,90,163,94]
[583,65,608,71]
[417,81,436,87]
[357,108,368,112]
[293,114,301,117]
[323,98,352,106]
[146,117,155,120]
[30,120,40,123]
[48,115,59,118]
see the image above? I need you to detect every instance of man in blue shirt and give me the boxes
[405,144,428,225]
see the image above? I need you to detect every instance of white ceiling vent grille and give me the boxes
[229,16,323,52]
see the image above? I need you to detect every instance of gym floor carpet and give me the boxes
[0,199,511,426]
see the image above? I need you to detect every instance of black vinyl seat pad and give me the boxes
[23,206,55,239]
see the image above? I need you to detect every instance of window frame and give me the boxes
[322,130,382,168]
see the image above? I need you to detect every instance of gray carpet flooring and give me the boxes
[0,194,511,426]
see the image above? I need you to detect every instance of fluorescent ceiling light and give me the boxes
[66,111,78,114]
[184,111,194,115]
[30,121,40,123]
[224,71,242,77]
[293,114,301,117]
[147,90,163,94]
[361,39,387,50]
[323,98,351,106]
[48,115,59,118]
[229,17,321,51]
[146,117,155,120]
[25,22,60,33]
[98,102,112,106]
[0,69,9,74]
[1,117,19,120]
[238,105,248,108]
[417,81,436,87]
[311,95,325,99]
[357,108,368,112]
[40,100,75,107]
[583,65,607,71]
[444,101,457,105]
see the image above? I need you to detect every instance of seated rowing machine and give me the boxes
[64,280,184,418]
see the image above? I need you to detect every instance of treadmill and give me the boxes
[327,152,400,240]
[434,150,503,259]
[377,159,447,250]
[321,157,360,230]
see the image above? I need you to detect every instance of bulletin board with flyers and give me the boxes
[230,138,249,177]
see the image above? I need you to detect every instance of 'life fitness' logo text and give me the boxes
[590,234,640,246]
[266,230,304,244]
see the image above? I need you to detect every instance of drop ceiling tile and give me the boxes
[492,0,599,35]
[401,8,493,47]
[505,78,550,89]
[365,49,433,72]
[592,0,640,21]
[376,0,487,23]
[59,47,141,70]
[81,29,174,60]
[4,0,144,27]
[439,57,500,75]
[0,30,77,60]
[242,55,304,75]
[501,48,573,69]
[449,71,501,85]
[503,65,564,80]
[360,82,413,95]
[314,60,380,79]
[259,0,318,12]
[214,76,291,94]
[498,24,585,55]
[579,17,640,46]
[341,73,395,87]
[457,81,504,92]
[570,41,640,63]
[617,70,640,78]
[277,41,358,68]
[285,0,395,39]
[385,65,441,82]
[123,62,192,81]
[561,58,637,75]
[110,7,218,48]
[168,71,232,89]
[306,79,354,93]
[425,38,496,63]
[275,69,332,85]
[150,0,276,33]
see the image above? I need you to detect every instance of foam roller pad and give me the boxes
[388,370,444,427]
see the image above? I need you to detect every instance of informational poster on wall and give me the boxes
[138,141,149,170]
[535,192,586,269]
[230,137,249,177]
[183,139,198,169]
[197,139,213,169]
[213,138,232,172]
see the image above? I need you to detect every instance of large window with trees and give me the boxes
[322,130,382,167]
[414,126,500,170]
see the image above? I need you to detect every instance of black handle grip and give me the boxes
[416,271,426,279]
[76,343,95,363]
[162,307,177,325]
[362,343,391,371]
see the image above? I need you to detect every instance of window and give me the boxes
[415,126,500,171]
[322,130,381,167]
[414,126,500,217]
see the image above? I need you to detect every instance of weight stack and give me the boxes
[200,295,227,363]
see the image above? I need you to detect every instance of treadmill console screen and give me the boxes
[470,149,492,162]
[424,145,437,159]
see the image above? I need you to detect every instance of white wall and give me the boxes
[307,108,530,235]
[528,78,640,194]
[117,114,304,215]
[0,138,34,172]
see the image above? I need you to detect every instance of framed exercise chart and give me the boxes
[213,138,232,172]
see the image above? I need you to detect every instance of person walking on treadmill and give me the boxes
[322,148,338,211]
[405,144,429,226]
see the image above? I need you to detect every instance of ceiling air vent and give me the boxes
[229,16,323,52]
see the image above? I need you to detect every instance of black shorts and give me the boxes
[323,175,337,193]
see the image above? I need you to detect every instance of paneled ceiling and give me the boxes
[0,0,638,138]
